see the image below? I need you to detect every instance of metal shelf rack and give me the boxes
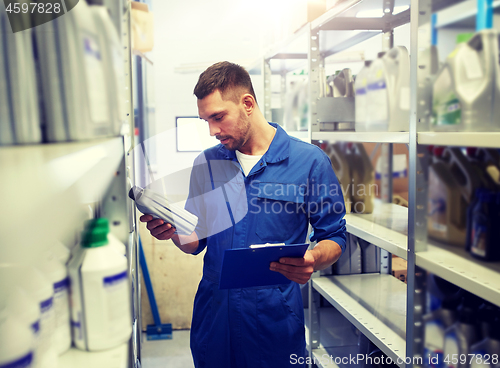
[260,0,500,366]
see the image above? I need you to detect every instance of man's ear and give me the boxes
[241,94,256,115]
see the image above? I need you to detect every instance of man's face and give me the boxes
[197,89,251,151]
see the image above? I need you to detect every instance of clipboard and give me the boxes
[218,243,309,289]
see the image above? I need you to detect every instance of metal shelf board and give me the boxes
[58,343,129,368]
[312,0,410,31]
[345,214,408,260]
[313,131,409,143]
[418,132,500,148]
[0,137,124,261]
[416,242,500,307]
[434,0,500,28]
[313,275,407,367]
[321,31,380,59]
[345,200,408,259]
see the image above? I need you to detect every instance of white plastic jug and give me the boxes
[91,6,126,136]
[354,61,372,132]
[68,227,131,351]
[0,285,39,368]
[38,259,71,355]
[432,30,500,131]
[366,47,410,132]
[0,265,57,368]
[0,313,34,368]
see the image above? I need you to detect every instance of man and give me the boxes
[140,61,346,368]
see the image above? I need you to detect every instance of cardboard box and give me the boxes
[290,0,326,33]
[362,143,409,202]
[392,256,407,284]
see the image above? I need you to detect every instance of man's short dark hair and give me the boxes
[194,61,257,104]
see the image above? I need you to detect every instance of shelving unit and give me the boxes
[0,1,140,367]
[313,275,407,367]
[262,0,500,366]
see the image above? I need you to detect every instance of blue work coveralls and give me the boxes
[185,123,346,368]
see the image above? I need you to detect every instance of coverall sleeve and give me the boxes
[307,151,347,254]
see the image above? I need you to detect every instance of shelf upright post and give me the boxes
[263,58,273,122]
[122,1,141,366]
[308,23,321,143]
[407,0,432,366]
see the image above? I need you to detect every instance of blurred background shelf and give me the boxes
[313,131,410,144]
[313,274,407,367]
[345,200,408,260]
[418,132,500,148]
[0,137,124,261]
[416,242,500,307]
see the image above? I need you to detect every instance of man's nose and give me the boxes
[208,122,220,137]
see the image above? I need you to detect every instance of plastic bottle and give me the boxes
[333,233,361,275]
[0,285,40,368]
[350,143,375,214]
[91,5,126,136]
[470,317,500,368]
[443,294,482,368]
[468,189,499,261]
[354,60,372,132]
[84,218,126,256]
[432,30,500,132]
[358,238,380,273]
[477,303,499,339]
[68,226,131,351]
[0,11,14,146]
[0,265,57,368]
[327,143,352,214]
[37,258,71,355]
[0,4,41,145]
[0,313,34,368]
[423,297,458,368]
[366,47,410,132]
[427,147,482,246]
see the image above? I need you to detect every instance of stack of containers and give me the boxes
[34,1,123,142]
[0,2,41,146]
[354,46,410,132]
[0,265,58,368]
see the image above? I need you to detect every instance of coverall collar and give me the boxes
[216,122,290,164]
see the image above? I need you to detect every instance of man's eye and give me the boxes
[214,116,223,121]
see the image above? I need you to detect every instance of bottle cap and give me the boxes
[85,218,109,232]
[456,33,474,44]
[81,227,109,248]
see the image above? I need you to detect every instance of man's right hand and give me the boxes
[139,215,177,241]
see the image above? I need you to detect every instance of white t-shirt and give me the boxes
[235,150,262,176]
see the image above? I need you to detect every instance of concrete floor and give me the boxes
[141,330,195,368]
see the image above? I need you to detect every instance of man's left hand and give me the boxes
[269,250,316,284]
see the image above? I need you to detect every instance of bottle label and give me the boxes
[432,68,461,126]
[428,170,449,236]
[103,271,130,335]
[0,352,33,368]
[368,79,388,123]
[471,211,488,257]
